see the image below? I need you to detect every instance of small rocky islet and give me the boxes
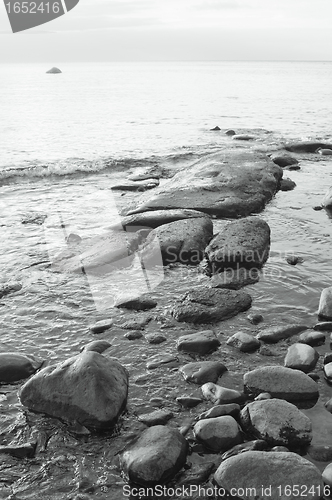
[2,134,332,498]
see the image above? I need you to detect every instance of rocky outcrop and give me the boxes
[194,416,242,452]
[171,286,252,323]
[205,217,270,273]
[284,343,319,372]
[177,331,221,355]
[19,348,128,431]
[0,353,43,383]
[46,67,61,74]
[120,425,188,486]
[213,451,323,500]
[284,141,332,153]
[141,217,213,265]
[179,361,227,384]
[125,151,283,218]
[240,399,312,448]
[243,366,319,403]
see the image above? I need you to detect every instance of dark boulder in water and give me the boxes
[120,208,210,230]
[269,153,299,168]
[284,141,332,153]
[0,353,43,383]
[125,151,283,218]
[46,67,62,74]
[210,126,221,131]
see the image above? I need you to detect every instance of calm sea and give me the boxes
[1,61,332,498]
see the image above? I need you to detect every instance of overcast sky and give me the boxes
[1,0,332,62]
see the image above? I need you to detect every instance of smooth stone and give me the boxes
[146,354,179,370]
[298,330,325,346]
[89,319,113,334]
[124,330,143,340]
[308,444,332,462]
[0,442,36,459]
[0,353,43,383]
[19,351,128,431]
[324,353,332,365]
[110,179,159,191]
[232,134,254,141]
[81,340,111,354]
[118,315,152,330]
[46,67,62,73]
[120,425,188,486]
[244,366,319,403]
[323,188,332,208]
[270,153,299,168]
[247,313,263,325]
[324,362,332,381]
[325,398,332,413]
[0,282,22,299]
[285,141,332,153]
[270,446,290,452]
[121,209,208,229]
[125,150,282,218]
[240,399,312,448]
[254,392,272,401]
[314,321,332,331]
[256,324,308,343]
[280,178,296,191]
[201,383,244,405]
[226,332,260,352]
[213,451,323,500]
[318,148,332,155]
[176,397,203,408]
[210,126,221,131]
[319,287,332,319]
[199,404,240,420]
[177,331,220,355]
[210,267,260,290]
[179,361,227,384]
[138,410,173,426]
[205,217,270,273]
[141,217,213,266]
[286,255,303,265]
[225,129,236,136]
[284,343,319,373]
[322,463,332,487]
[116,295,157,311]
[145,333,166,345]
[220,440,268,461]
[194,416,242,452]
[171,287,252,324]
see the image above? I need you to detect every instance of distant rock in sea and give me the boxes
[46,67,62,74]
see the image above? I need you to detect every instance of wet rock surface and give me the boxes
[240,398,312,448]
[194,415,242,452]
[214,451,323,500]
[256,324,307,343]
[243,365,319,402]
[179,361,227,384]
[125,150,282,218]
[120,425,188,486]
[227,332,261,352]
[19,349,129,430]
[205,217,270,272]
[177,330,221,355]
[284,343,319,372]
[141,217,213,265]
[0,353,43,383]
[171,286,252,323]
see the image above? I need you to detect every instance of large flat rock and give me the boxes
[171,286,252,323]
[243,366,319,403]
[125,151,283,218]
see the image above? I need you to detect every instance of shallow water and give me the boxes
[1,61,332,498]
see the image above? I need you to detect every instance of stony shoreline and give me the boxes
[2,134,332,499]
